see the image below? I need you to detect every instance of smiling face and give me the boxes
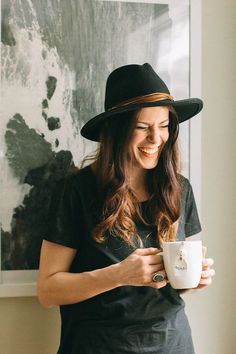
[128,106,169,175]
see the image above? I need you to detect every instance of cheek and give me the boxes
[163,131,169,142]
[128,135,142,160]
[129,131,143,147]
[165,131,170,141]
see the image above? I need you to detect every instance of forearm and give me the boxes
[37,263,121,308]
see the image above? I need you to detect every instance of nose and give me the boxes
[147,127,162,145]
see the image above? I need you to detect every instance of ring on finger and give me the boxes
[152,273,166,283]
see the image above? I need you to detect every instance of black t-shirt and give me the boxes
[44,165,202,354]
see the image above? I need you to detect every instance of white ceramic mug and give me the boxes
[161,240,202,289]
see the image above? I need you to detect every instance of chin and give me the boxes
[136,159,159,170]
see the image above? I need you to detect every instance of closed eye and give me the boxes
[135,125,148,129]
[135,123,169,129]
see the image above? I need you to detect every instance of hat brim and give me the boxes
[80,98,203,142]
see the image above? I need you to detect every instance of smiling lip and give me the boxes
[138,147,159,157]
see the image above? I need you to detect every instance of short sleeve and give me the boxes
[183,180,202,237]
[176,177,202,240]
[44,175,82,249]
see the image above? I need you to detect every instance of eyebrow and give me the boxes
[137,119,169,125]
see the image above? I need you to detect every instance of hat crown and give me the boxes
[104,63,170,111]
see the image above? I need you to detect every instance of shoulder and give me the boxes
[63,164,94,190]
[58,164,98,207]
[50,165,94,203]
[176,175,202,237]
[178,174,191,192]
[66,164,92,180]
[177,174,194,204]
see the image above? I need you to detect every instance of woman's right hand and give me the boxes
[115,247,168,289]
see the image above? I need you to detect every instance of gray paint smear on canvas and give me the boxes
[1,0,189,269]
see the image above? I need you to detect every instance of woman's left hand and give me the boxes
[195,246,215,289]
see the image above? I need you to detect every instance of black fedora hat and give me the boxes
[81,63,203,141]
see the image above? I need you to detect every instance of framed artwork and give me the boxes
[0,0,202,296]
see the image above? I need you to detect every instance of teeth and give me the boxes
[139,147,158,154]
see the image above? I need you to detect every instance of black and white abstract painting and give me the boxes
[1,0,189,277]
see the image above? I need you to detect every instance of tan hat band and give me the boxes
[109,92,173,111]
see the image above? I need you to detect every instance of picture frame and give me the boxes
[0,0,202,297]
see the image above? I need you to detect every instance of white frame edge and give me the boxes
[0,283,36,297]
[189,0,202,218]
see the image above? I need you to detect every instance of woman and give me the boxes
[37,63,215,354]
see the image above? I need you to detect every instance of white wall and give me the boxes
[0,297,60,353]
[0,1,236,353]
[185,0,236,353]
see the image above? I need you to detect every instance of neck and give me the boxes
[128,169,146,187]
[127,167,150,201]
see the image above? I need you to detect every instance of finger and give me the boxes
[148,254,164,265]
[202,258,214,269]
[135,248,160,256]
[151,270,168,284]
[149,264,164,273]
[156,250,164,256]
[201,269,215,278]
[196,280,212,289]
[150,278,168,289]
[198,277,213,287]
[203,258,214,266]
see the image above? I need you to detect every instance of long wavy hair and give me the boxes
[88,106,181,247]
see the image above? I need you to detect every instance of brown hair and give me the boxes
[89,106,181,246]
